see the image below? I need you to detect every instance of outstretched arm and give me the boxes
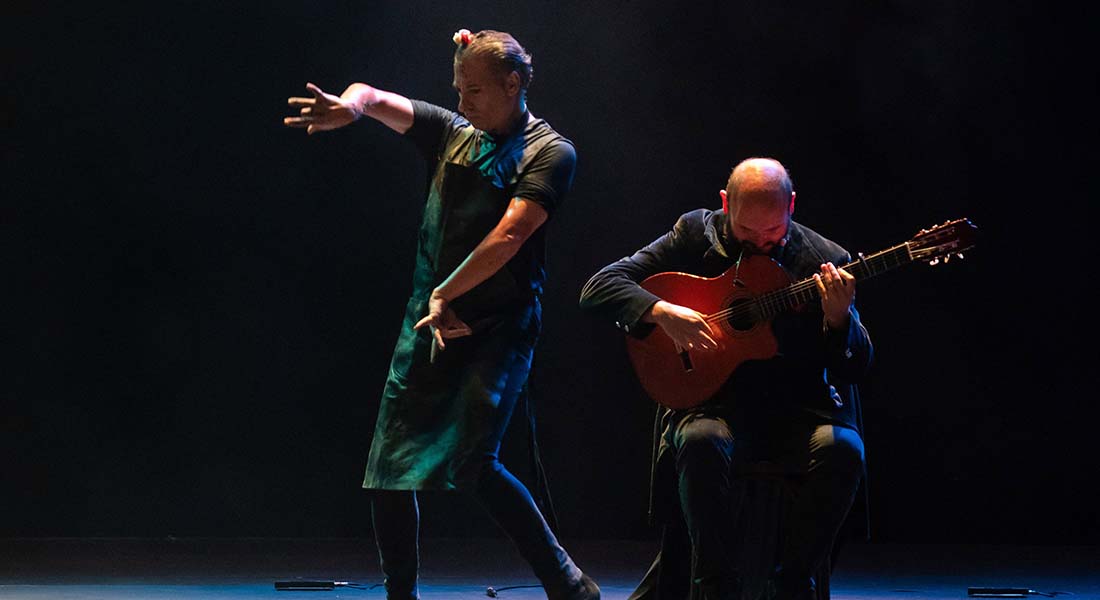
[284,82,414,134]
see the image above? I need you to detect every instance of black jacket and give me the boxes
[579,208,873,521]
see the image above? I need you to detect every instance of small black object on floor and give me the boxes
[0,537,1097,599]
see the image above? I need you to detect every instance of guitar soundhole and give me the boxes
[725,298,756,331]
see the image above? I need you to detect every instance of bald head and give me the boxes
[722,158,796,254]
[725,158,793,209]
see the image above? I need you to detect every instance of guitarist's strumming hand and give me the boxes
[644,300,721,352]
[814,262,856,330]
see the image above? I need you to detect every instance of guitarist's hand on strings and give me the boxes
[814,262,856,330]
[414,289,473,361]
[645,300,721,352]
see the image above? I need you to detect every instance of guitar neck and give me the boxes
[756,242,914,319]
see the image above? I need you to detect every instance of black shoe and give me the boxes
[695,576,742,600]
[549,573,600,600]
[384,583,420,600]
[768,576,815,600]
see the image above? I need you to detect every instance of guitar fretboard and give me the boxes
[755,243,913,320]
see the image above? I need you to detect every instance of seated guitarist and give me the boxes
[579,157,872,600]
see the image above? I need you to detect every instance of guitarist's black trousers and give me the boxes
[661,412,864,597]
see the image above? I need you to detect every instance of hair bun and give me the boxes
[452,29,472,46]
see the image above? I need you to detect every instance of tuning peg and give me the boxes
[957,252,965,260]
[929,258,940,266]
[943,254,951,263]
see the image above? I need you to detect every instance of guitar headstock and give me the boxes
[908,218,978,265]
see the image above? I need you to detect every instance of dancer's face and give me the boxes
[453,55,520,134]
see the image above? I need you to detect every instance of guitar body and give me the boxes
[621,217,978,411]
[625,256,794,410]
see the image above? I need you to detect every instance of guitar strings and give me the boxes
[700,248,905,325]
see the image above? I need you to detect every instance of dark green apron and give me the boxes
[363,158,539,491]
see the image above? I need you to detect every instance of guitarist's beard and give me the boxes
[726,215,792,258]
[738,232,790,257]
[740,240,774,255]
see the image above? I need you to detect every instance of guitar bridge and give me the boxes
[679,350,693,372]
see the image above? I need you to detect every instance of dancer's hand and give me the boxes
[284,82,362,134]
[414,290,473,359]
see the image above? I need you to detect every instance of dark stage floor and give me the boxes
[1,537,1097,599]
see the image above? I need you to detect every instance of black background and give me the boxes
[6,1,1097,545]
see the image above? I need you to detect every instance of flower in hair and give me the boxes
[452,28,472,47]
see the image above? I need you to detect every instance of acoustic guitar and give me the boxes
[625,218,978,410]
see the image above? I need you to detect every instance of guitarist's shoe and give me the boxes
[768,574,815,600]
[696,574,742,600]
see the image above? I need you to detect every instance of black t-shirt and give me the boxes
[404,100,576,217]
[402,100,576,303]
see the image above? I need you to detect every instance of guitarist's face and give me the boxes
[727,192,794,255]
